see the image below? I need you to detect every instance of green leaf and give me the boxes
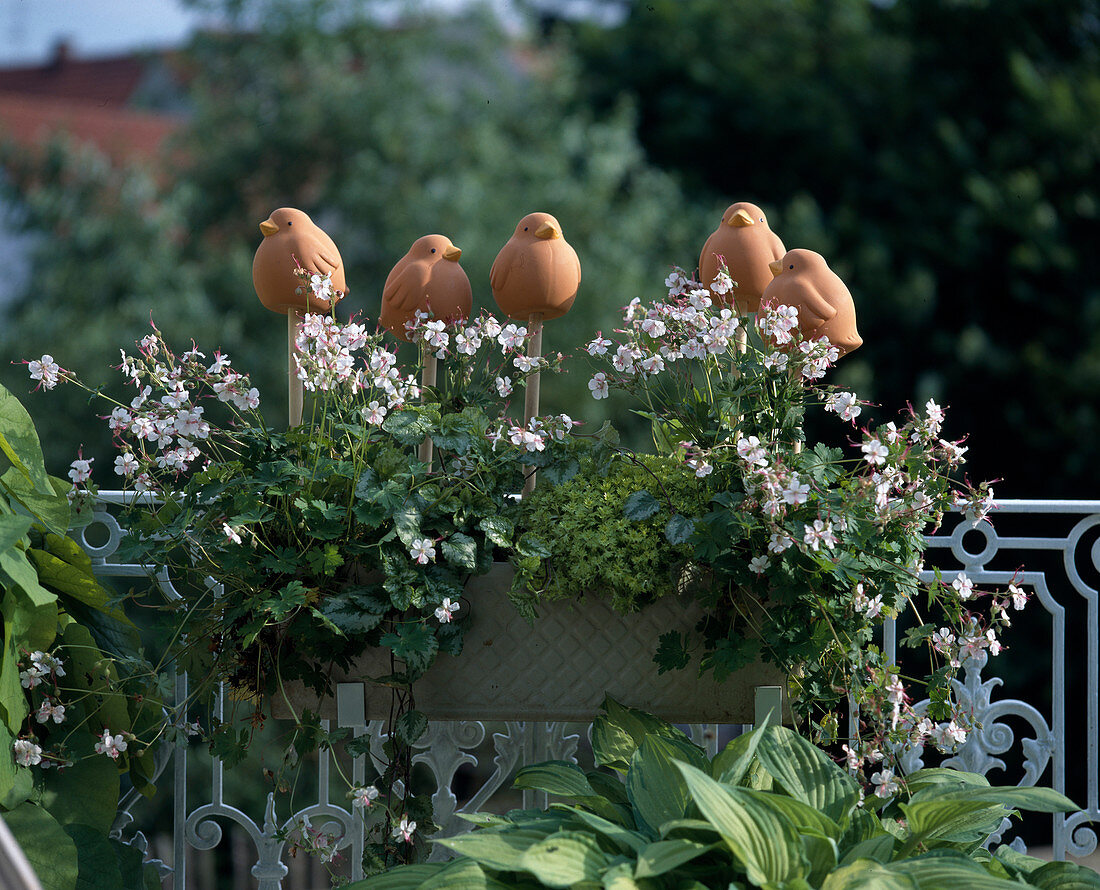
[514,761,597,798]
[28,541,128,621]
[478,516,514,548]
[634,839,716,878]
[755,725,859,823]
[712,722,767,786]
[627,735,708,835]
[0,384,53,495]
[519,831,609,888]
[741,788,842,840]
[395,709,428,746]
[40,735,122,835]
[676,761,808,887]
[591,696,690,772]
[3,802,80,890]
[441,532,479,571]
[383,406,439,446]
[548,806,646,853]
[344,864,440,889]
[1029,860,1100,889]
[66,823,125,890]
[822,859,915,889]
[654,630,690,674]
[899,799,1011,847]
[0,513,32,555]
[1,468,70,537]
[839,834,895,866]
[664,514,695,545]
[602,861,642,890]
[437,829,550,871]
[887,850,1026,888]
[419,857,511,890]
[380,622,438,675]
[623,490,660,521]
[912,782,1080,814]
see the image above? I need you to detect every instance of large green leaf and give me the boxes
[839,834,895,866]
[0,384,52,495]
[755,725,859,824]
[345,864,441,889]
[592,696,691,772]
[437,829,550,871]
[822,859,915,889]
[514,761,597,799]
[741,789,842,840]
[627,736,708,835]
[1029,860,1100,889]
[66,823,124,890]
[903,768,990,796]
[0,599,30,732]
[712,722,766,786]
[888,850,1029,889]
[0,514,32,556]
[602,861,643,890]
[31,534,129,622]
[898,799,1010,848]
[1,468,70,537]
[634,839,717,878]
[0,722,32,808]
[549,806,646,853]
[40,733,121,836]
[802,830,840,886]
[518,831,609,888]
[419,857,511,890]
[912,782,1080,814]
[676,761,808,887]
[3,802,80,890]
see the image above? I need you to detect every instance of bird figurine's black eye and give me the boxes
[523,226,528,231]
[431,248,436,253]
[789,264,794,269]
[287,221,292,226]
[760,217,765,222]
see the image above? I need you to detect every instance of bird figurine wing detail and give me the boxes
[380,235,472,340]
[253,207,347,314]
[761,249,862,357]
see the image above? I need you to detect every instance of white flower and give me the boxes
[352,785,380,809]
[763,351,789,372]
[841,744,860,771]
[986,629,1002,656]
[31,651,64,677]
[586,335,612,356]
[1009,583,1027,610]
[768,532,793,554]
[748,555,770,575]
[781,474,810,505]
[498,324,527,351]
[364,401,387,426]
[495,376,513,397]
[639,354,665,375]
[932,720,967,750]
[95,729,128,760]
[925,398,945,432]
[641,317,667,338]
[114,453,139,477]
[686,458,713,478]
[885,676,906,704]
[13,739,42,767]
[736,436,768,468]
[68,457,93,484]
[19,666,43,689]
[513,353,539,373]
[862,438,889,466]
[825,391,861,422]
[28,354,62,390]
[409,538,436,565]
[35,699,65,724]
[435,597,460,623]
[871,768,899,799]
[222,523,243,545]
[393,816,416,843]
[588,373,610,400]
[803,519,838,551]
[952,572,974,600]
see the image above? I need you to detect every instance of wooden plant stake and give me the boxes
[288,310,304,427]
[522,313,544,497]
[419,343,438,467]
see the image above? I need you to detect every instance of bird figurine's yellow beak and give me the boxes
[259,220,279,237]
[443,245,462,261]
[768,260,784,278]
[728,209,755,227]
[534,221,560,240]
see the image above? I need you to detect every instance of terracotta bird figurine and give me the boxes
[252,207,347,314]
[490,212,581,321]
[698,201,786,314]
[381,235,472,341]
[761,248,863,357]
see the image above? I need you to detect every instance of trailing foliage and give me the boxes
[349,698,1093,890]
[0,382,168,890]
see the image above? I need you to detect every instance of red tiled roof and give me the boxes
[0,93,182,165]
[0,47,150,108]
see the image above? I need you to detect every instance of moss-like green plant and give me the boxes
[515,452,711,612]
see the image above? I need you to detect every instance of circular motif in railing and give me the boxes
[1065,514,1100,596]
[78,509,124,560]
[948,513,998,568]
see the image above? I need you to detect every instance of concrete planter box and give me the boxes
[274,563,788,726]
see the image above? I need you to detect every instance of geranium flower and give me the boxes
[409,538,436,565]
[434,597,460,624]
[95,729,128,760]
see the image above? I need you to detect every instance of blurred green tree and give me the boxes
[570,0,1100,495]
[0,0,704,476]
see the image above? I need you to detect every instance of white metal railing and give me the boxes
[79,495,1100,886]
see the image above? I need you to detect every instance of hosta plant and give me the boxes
[352,699,1095,890]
